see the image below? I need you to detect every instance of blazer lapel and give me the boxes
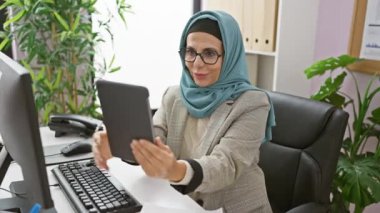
[194,100,234,158]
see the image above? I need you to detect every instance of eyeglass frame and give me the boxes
[178,48,224,65]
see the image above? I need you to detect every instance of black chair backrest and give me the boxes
[259,92,348,212]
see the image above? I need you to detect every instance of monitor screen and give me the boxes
[0,52,55,211]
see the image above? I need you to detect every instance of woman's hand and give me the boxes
[92,130,113,169]
[131,137,186,182]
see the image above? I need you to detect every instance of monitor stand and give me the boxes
[0,146,12,185]
[0,148,57,213]
[0,181,56,213]
[0,195,29,213]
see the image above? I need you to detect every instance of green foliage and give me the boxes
[304,55,380,212]
[0,0,131,124]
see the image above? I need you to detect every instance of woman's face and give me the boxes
[185,32,223,87]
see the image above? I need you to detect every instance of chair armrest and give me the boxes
[286,202,328,213]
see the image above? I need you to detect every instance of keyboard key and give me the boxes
[84,202,93,209]
[113,201,122,208]
[106,203,114,210]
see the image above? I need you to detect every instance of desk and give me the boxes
[0,127,221,213]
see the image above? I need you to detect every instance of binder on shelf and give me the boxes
[205,0,244,41]
[250,0,278,52]
[242,0,254,50]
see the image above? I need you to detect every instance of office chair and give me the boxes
[259,91,348,213]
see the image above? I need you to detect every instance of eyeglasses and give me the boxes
[179,48,223,65]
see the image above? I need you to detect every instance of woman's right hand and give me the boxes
[92,130,113,169]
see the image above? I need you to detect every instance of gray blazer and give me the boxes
[153,86,272,213]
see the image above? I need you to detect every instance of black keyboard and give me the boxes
[52,160,142,213]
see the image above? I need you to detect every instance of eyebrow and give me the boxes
[185,46,220,52]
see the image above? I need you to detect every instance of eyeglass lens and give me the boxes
[182,48,221,65]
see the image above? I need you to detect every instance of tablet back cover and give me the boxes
[96,80,154,164]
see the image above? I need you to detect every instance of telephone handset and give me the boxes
[48,114,103,137]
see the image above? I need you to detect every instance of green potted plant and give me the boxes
[0,0,131,124]
[304,55,380,212]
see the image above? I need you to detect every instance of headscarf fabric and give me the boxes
[179,10,275,141]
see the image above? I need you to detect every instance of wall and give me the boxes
[313,0,380,212]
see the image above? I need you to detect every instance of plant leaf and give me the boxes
[71,13,80,32]
[109,66,121,73]
[3,9,26,29]
[0,37,10,50]
[43,78,53,92]
[53,68,63,89]
[325,92,346,108]
[341,137,353,153]
[0,0,23,10]
[369,107,380,125]
[336,155,380,207]
[42,0,54,4]
[53,12,69,31]
[42,102,55,124]
[304,55,358,79]
[311,72,347,107]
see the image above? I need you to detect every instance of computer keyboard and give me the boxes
[52,160,142,213]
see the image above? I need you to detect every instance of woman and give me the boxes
[93,10,275,213]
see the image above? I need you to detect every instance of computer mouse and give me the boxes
[61,141,92,157]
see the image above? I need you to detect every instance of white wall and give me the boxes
[94,0,193,108]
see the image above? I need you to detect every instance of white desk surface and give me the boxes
[0,127,221,213]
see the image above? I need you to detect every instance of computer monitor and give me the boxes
[0,52,56,212]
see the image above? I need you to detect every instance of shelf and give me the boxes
[246,50,277,57]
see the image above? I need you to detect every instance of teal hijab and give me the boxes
[179,10,275,141]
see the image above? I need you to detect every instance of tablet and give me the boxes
[96,80,154,164]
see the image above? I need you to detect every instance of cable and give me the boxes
[0,187,26,196]
[44,153,61,157]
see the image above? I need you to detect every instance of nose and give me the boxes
[193,54,205,67]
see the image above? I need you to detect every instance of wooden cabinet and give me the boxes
[203,0,319,97]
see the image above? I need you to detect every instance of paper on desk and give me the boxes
[107,158,222,213]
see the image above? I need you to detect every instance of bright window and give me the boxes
[94,0,193,108]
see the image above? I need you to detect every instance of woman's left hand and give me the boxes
[131,137,185,182]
